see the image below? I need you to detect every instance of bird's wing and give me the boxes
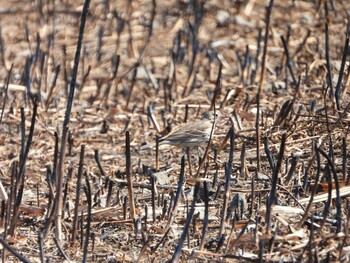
[160,121,211,144]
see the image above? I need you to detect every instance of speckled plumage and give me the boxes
[159,111,221,148]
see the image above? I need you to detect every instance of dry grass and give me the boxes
[0,0,350,262]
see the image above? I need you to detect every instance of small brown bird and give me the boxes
[159,110,221,148]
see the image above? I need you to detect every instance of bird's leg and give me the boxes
[186,147,193,177]
[197,146,205,158]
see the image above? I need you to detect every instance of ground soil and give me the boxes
[0,0,350,262]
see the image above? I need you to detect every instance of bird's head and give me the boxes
[202,110,221,123]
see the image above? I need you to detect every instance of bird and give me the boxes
[158,110,221,148]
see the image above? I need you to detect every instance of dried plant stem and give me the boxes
[318,148,342,233]
[0,63,13,128]
[0,236,30,263]
[166,156,185,228]
[71,144,85,245]
[55,0,91,240]
[155,136,159,171]
[53,237,70,261]
[298,150,321,228]
[266,133,286,234]
[324,1,334,97]
[82,174,92,263]
[256,0,274,175]
[334,37,349,110]
[198,182,209,251]
[125,131,136,219]
[218,162,231,239]
[171,182,200,262]
[9,97,38,236]
[38,231,44,263]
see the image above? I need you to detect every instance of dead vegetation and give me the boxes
[0,0,350,262]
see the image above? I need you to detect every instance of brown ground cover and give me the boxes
[0,0,350,262]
